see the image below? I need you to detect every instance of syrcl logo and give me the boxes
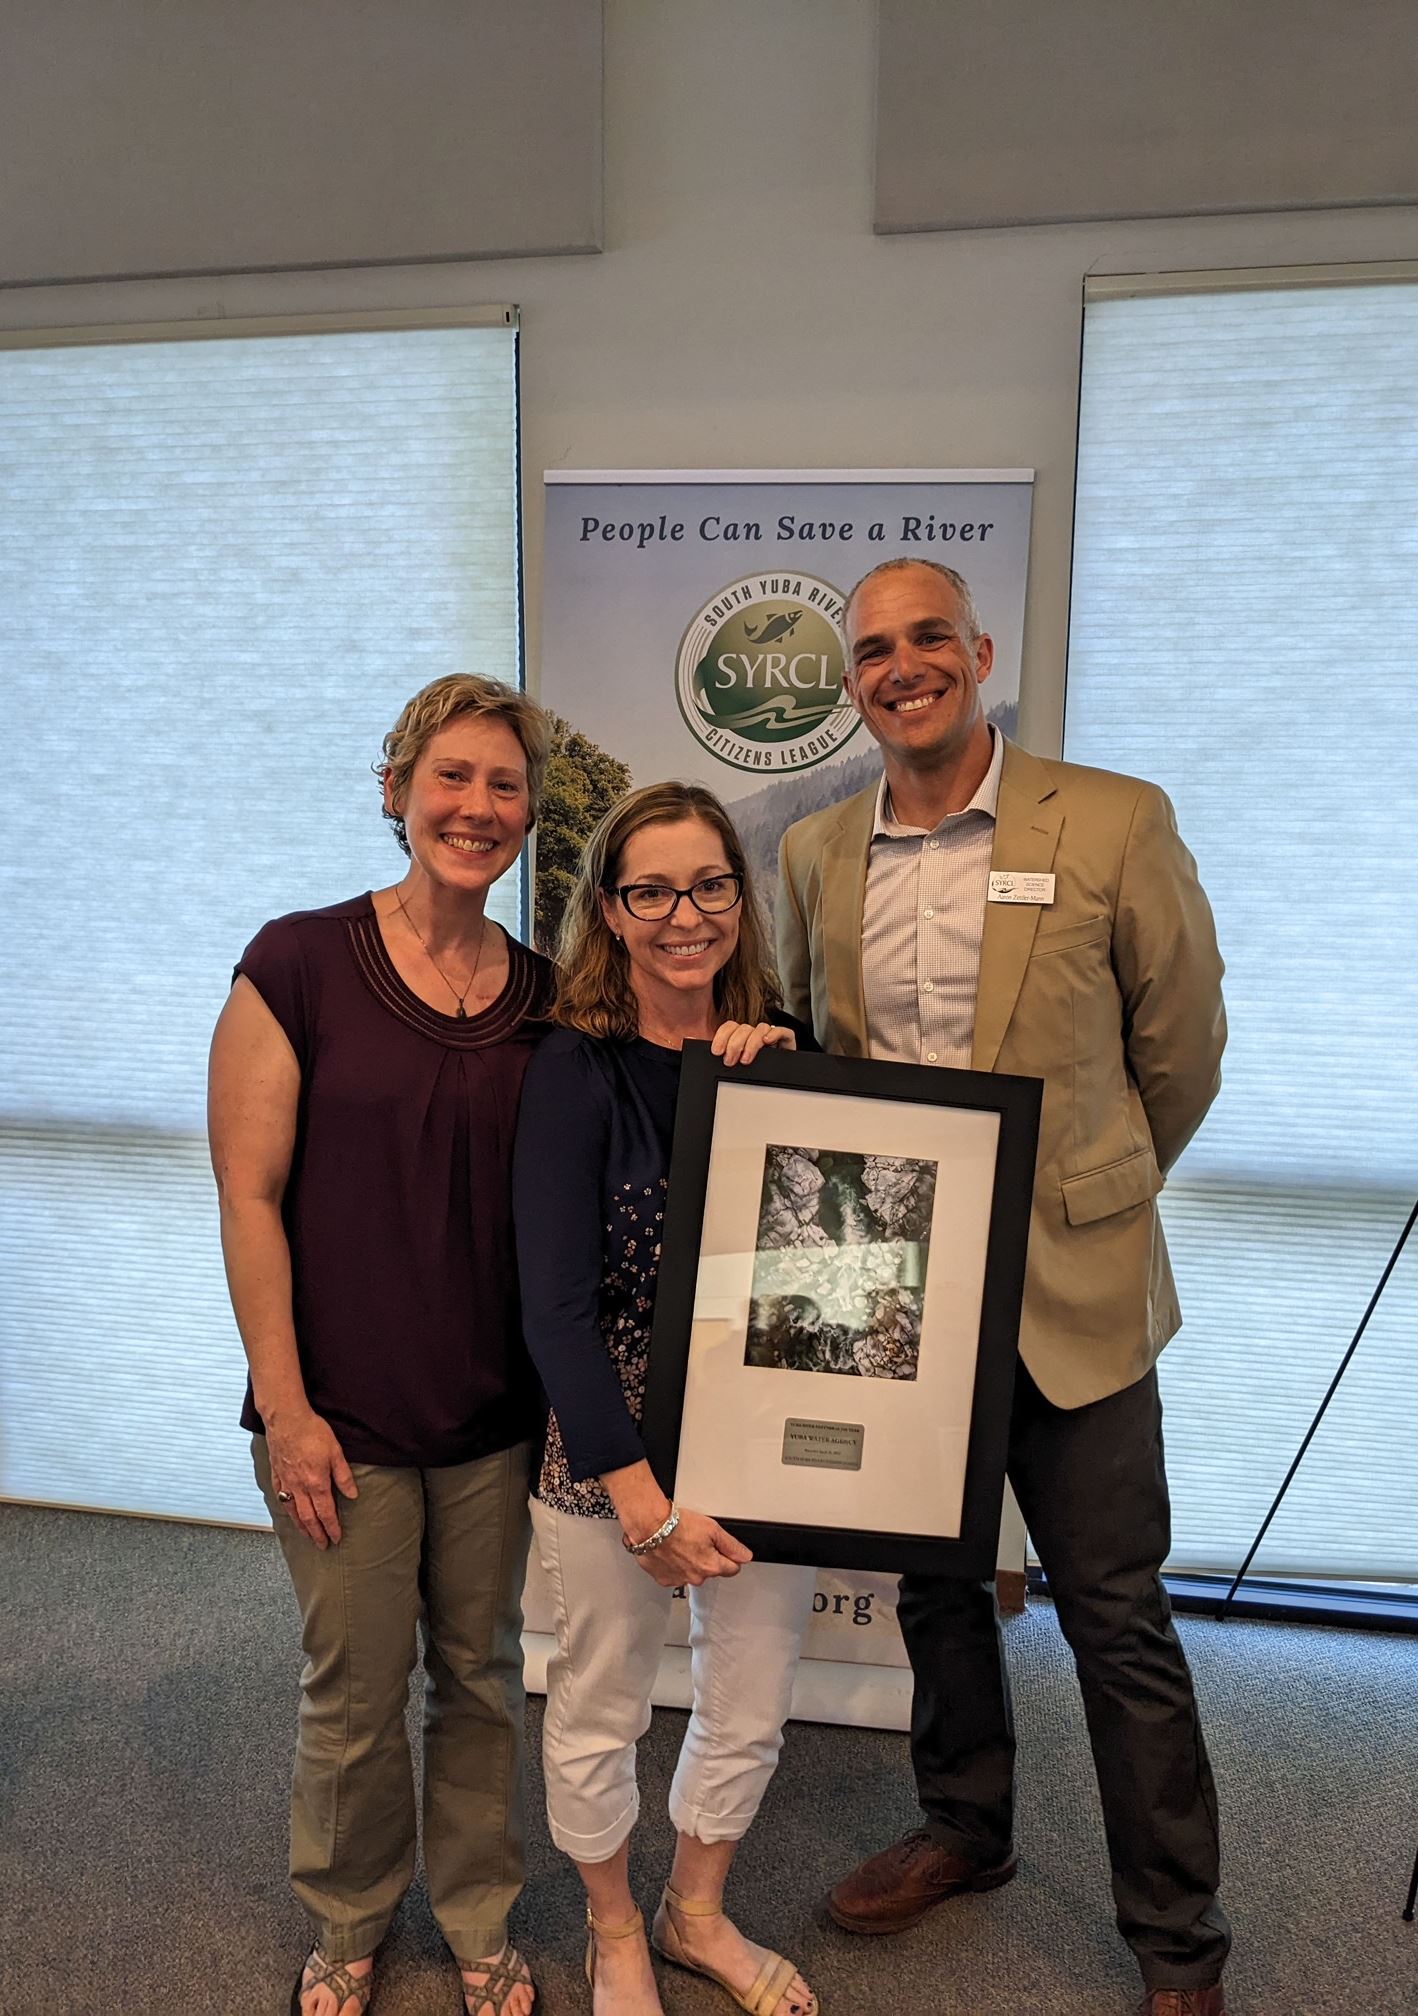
[675,572,860,773]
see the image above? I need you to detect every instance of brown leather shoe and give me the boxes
[825,1827,1017,1933]
[1137,1989,1228,2015]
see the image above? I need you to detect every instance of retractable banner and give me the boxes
[527,470,1034,1726]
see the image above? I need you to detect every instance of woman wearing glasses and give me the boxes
[513,782,819,2016]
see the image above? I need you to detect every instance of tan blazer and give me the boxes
[775,740,1225,1409]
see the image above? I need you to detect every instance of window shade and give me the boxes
[1066,277,1418,1580]
[0,320,521,1523]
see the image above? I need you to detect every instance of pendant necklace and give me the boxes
[393,888,487,1018]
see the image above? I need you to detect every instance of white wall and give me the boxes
[5,0,1418,754]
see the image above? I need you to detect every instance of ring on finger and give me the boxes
[275,1489,294,1504]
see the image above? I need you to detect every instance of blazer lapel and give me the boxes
[972,744,1062,1072]
[818,784,876,1057]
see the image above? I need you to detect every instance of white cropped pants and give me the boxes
[530,1497,817,1862]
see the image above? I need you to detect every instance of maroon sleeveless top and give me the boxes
[235,894,554,1467]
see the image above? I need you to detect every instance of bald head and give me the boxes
[842,558,983,646]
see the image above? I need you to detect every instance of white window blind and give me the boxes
[0,315,521,1524]
[1067,273,1418,1581]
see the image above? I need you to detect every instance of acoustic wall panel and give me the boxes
[876,0,1418,233]
[1,0,603,283]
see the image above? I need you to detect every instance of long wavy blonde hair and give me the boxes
[555,781,784,1040]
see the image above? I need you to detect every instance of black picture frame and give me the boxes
[642,1043,1042,1577]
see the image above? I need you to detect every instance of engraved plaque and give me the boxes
[781,1418,865,1471]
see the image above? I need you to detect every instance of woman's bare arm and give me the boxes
[208,975,356,1546]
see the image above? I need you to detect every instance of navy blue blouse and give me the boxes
[512,1021,813,1518]
[513,1030,676,1515]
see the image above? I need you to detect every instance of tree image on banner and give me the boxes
[534,714,633,953]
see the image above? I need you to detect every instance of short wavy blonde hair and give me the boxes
[555,781,784,1041]
[378,674,553,855]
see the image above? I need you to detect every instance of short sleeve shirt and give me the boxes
[235,894,554,1468]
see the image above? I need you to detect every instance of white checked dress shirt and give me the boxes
[861,726,1004,1067]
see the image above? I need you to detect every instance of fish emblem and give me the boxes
[743,609,804,644]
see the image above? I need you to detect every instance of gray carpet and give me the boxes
[0,1504,1413,2015]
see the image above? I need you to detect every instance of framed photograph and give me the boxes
[642,1045,1042,1576]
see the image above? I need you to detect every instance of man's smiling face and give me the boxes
[844,563,994,771]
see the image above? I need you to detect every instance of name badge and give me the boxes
[988,871,1056,905]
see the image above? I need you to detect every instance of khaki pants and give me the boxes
[254,1435,533,1962]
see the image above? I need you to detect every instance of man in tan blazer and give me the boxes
[777,559,1231,2016]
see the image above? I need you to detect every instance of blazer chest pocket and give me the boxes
[1029,913,1110,960]
[1060,1147,1162,1227]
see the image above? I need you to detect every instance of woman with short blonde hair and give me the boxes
[380,673,553,845]
[514,781,820,2016]
[211,672,553,2016]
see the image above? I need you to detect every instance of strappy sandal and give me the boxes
[583,1903,647,1990]
[454,1940,537,2015]
[289,1947,374,2016]
[652,1884,818,2016]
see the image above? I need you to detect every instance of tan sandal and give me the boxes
[289,1947,374,2016]
[651,1884,819,2016]
[584,1903,648,1989]
[453,1940,536,2014]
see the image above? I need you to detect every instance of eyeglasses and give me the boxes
[612,873,744,922]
